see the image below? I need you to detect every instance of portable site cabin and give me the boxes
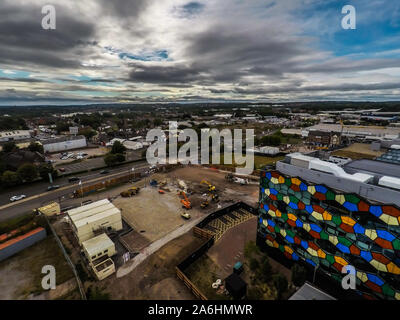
[67,199,123,244]
[37,202,61,217]
[82,233,117,281]
[82,233,116,263]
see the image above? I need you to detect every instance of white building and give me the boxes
[0,130,32,142]
[82,233,116,263]
[67,199,123,244]
[42,135,87,153]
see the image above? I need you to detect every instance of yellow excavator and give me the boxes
[201,180,216,193]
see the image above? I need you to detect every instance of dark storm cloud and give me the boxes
[127,24,309,87]
[99,0,148,18]
[0,2,97,69]
[232,82,400,95]
[128,64,204,84]
[292,58,400,74]
[0,77,46,83]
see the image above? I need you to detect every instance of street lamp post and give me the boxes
[79,180,83,206]
[131,167,135,182]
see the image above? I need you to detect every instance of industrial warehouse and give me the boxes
[42,135,87,153]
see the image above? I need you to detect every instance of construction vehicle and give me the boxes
[201,180,216,193]
[181,212,191,220]
[120,187,140,197]
[226,173,249,185]
[179,191,192,209]
[210,193,219,202]
[200,200,209,209]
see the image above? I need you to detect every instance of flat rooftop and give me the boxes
[343,159,400,179]
[289,282,336,300]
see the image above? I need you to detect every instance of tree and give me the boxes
[17,163,38,182]
[38,163,58,181]
[104,154,118,167]
[259,256,272,282]
[104,153,124,166]
[260,135,281,147]
[291,264,307,287]
[3,141,17,153]
[115,153,125,163]
[80,128,97,140]
[273,274,288,299]
[249,258,260,270]
[111,141,126,154]
[1,170,21,187]
[153,118,163,127]
[28,142,44,154]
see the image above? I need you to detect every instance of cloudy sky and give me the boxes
[0,0,399,105]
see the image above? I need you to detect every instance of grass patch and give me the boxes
[220,155,284,170]
[332,150,376,160]
[0,213,35,234]
[13,236,75,298]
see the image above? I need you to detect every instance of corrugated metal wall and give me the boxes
[0,229,47,262]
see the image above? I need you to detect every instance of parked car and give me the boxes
[59,168,66,172]
[10,195,26,202]
[68,177,80,183]
[100,170,109,174]
[47,185,60,191]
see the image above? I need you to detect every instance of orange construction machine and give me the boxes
[179,191,192,210]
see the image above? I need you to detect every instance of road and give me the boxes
[0,161,150,223]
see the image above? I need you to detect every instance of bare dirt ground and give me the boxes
[114,186,204,243]
[101,232,205,300]
[113,166,258,244]
[163,166,259,207]
[0,236,75,300]
[207,217,258,279]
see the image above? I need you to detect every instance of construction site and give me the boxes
[40,164,261,299]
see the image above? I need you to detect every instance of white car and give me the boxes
[10,195,27,202]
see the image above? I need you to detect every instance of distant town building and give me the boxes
[307,130,341,147]
[0,130,32,143]
[69,127,79,135]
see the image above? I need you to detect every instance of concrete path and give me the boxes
[117,216,204,278]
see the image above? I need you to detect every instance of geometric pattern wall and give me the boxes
[258,170,400,300]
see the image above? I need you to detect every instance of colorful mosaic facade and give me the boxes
[258,170,400,300]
